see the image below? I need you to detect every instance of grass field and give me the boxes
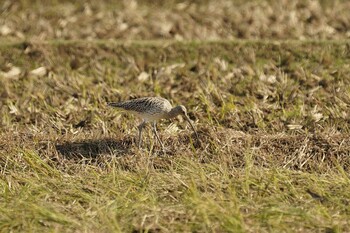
[1,1,350,232]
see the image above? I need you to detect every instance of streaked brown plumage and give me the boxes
[108,97,199,151]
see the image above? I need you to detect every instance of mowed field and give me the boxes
[1,1,350,232]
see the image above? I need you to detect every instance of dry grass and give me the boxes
[1,0,350,232]
[1,0,350,41]
[1,40,350,232]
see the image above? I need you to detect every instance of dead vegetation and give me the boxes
[1,0,350,232]
[0,41,349,232]
[1,0,350,41]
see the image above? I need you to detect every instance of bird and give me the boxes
[107,96,199,151]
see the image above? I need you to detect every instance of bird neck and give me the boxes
[166,107,181,119]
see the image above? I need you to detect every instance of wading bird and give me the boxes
[108,97,199,151]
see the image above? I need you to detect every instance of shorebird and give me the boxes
[107,97,199,151]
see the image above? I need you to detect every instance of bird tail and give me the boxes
[107,102,122,108]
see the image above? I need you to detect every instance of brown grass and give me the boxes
[1,0,350,41]
[1,1,350,232]
[0,41,349,232]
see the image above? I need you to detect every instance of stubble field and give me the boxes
[1,1,350,232]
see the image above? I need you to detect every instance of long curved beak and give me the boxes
[184,114,200,144]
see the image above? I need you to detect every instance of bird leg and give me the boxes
[137,121,146,149]
[152,122,165,152]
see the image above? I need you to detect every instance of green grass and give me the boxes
[1,149,350,232]
[0,39,350,232]
[2,0,350,231]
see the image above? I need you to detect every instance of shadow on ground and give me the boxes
[55,138,132,159]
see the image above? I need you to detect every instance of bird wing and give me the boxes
[108,97,171,114]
